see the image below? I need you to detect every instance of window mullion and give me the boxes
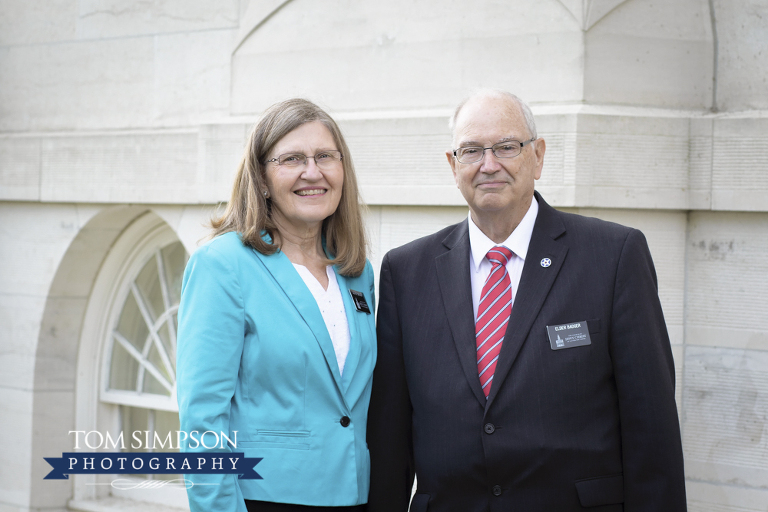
[131,283,175,384]
[151,322,176,385]
[147,410,155,480]
[113,332,174,393]
[166,307,178,363]
[130,283,157,339]
[137,363,146,393]
[156,251,178,364]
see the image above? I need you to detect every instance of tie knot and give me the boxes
[486,246,513,267]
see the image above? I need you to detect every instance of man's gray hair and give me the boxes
[449,89,538,143]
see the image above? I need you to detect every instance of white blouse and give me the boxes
[292,264,351,375]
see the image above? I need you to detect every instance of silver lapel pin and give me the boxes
[540,258,552,268]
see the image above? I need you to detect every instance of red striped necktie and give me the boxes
[476,246,514,398]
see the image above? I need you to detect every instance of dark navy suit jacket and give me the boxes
[367,192,686,512]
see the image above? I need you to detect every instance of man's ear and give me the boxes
[533,138,546,180]
[446,151,458,185]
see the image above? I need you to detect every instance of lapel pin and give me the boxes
[540,258,552,268]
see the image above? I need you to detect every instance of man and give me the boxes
[367,90,687,512]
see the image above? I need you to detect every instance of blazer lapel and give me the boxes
[335,271,362,394]
[435,220,487,407]
[250,247,347,404]
[486,194,568,409]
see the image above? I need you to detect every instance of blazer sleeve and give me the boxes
[610,229,687,511]
[367,253,415,512]
[176,245,248,512]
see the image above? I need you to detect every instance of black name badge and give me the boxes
[349,289,371,314]
[546,321,591,350]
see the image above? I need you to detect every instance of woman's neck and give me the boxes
[273,218,330,288]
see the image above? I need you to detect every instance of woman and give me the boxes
[176,98,375,512]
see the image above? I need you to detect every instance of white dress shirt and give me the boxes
[293,264,351,375]
[468,197,539,321]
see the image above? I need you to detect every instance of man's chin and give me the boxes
[473,196,516,213]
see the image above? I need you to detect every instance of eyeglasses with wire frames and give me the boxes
[265,150,343,169]
[452,138,536,164]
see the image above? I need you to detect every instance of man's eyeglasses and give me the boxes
[265,150,343,169]
[452,138,536,164]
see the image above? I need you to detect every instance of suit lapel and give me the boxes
[435,220,487,407]
[250,247,348,406]
[486,194,568,409]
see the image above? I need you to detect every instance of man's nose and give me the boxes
[479,148,502,172]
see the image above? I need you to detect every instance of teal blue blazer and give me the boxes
[176,232,376,511]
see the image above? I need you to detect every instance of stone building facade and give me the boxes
[1,1,767,511]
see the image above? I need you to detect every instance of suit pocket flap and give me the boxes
[575,474,623,507]
[409,492,430,512]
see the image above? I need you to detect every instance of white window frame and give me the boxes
[100,237,183,412]
[71,212,190,511]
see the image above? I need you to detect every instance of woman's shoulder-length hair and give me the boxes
[210,98,368,277]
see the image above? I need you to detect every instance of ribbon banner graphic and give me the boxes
[44,453,262,480]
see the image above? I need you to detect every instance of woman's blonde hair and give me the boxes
[211,98,367,276]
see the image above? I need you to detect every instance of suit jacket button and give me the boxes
[492,485,502,496]
[340,416,351,427]
[484,423,495,434]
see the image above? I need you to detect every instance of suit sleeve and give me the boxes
[611,229,687,511]
[367,253,415,512]
[176,245,248,512]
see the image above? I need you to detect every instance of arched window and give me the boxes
[104,239,184,402]
[74,211,192,508]
[102,238,187,479]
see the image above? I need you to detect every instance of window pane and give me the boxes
[119,406,181,481]
[154,410,180,451]
[142,368,170,397]
[161,242,187,307]
[116,292,149,351]
[153,410,181,480]
[135,255,164,324]
[109,340,139,391]
[158,321,175,371]
[147,341,172,384]
[121,405,149,452]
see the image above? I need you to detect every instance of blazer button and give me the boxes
[492,485,502,496]
[484,423,495,434]
[340,416,351,427]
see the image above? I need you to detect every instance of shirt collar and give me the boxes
[468,195,539,273]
